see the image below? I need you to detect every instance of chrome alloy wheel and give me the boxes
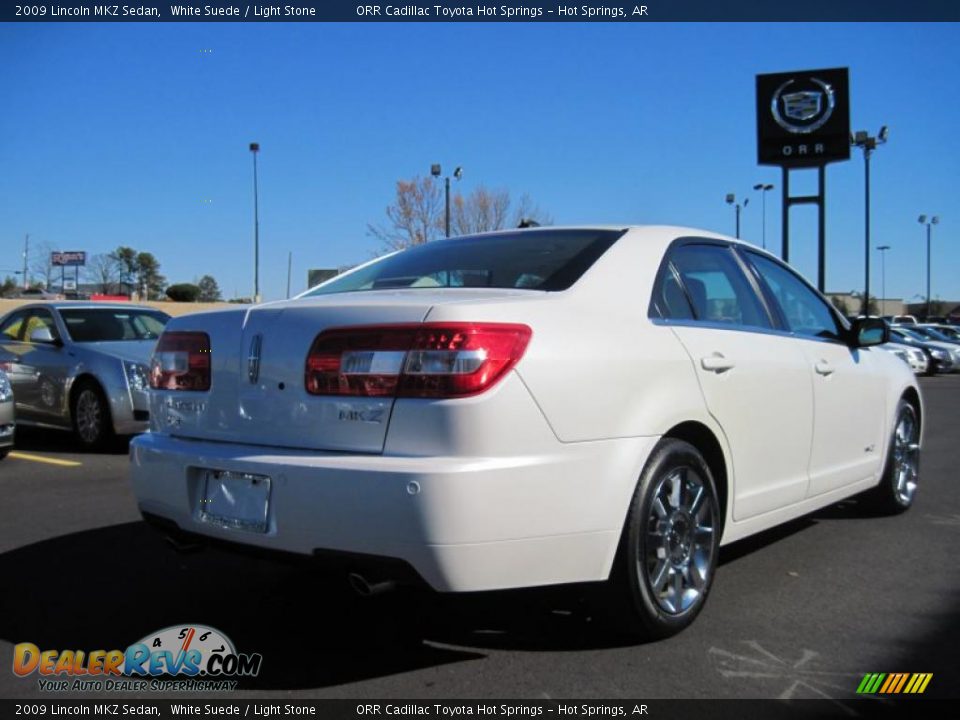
[643,467,716,614]
[76,389,103,444]
[892,405,920,506]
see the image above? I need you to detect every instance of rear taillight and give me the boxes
[305,323,532,398]
[150,331,211,391]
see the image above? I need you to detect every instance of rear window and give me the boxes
[304,229,625,296]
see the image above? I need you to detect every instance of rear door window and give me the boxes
[665,244,772,329]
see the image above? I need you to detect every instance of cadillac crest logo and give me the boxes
[757,67,850,166]
[771,77,836,134]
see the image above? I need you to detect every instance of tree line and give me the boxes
[4,243,222,302]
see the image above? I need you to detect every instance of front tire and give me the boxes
[72,381,115,450]
[606,439,721,639]
[865,399,920,515]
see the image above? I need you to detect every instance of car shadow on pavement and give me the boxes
[717,515,817,566]
[0,521,633,691]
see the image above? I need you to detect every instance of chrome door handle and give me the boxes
[701,354,735,373]
[815,360,834,376]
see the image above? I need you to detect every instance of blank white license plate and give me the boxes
[200,470,271,533]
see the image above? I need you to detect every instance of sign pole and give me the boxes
[781,168,790,263]
[818,165,826,292]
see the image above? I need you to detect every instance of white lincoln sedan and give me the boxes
[130,226,922,638]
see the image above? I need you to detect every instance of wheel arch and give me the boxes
[901,385,922,434]
[663,420,729,536]
[68,373,113,424]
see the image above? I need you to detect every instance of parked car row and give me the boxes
[887,326,960,375]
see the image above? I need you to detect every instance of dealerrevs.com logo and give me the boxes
[13,624,262,692]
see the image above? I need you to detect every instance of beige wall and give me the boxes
[0,299,244,318]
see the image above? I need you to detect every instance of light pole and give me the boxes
[431,163,463,238]
[752,183,774,250]
[22,234,29,289]
[918,215,939,320]
[851,126,888,315]
[725,193,748,239]
[249,142,261,302]
[876,244,890,315]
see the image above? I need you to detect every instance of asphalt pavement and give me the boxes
[1,376,958,703]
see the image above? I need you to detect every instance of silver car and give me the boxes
[0,303,170,449]
[0,368,14,459]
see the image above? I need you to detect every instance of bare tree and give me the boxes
[85,254,119,294]
[30,241,57,290]
[370,177,552,252]
[451,186,552,236]
[367,176,445,251]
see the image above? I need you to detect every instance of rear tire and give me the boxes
[605,438,720,639]
[71,381,115,451]
[864,399,920,515]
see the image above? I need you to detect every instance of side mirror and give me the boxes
[852,317,888,348]
[29,326,59,345]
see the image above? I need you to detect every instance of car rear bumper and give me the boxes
[129,431,657,592]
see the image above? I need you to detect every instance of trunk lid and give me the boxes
[156,290,534,452]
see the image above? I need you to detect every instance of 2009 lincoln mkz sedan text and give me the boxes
[130,226,922,638]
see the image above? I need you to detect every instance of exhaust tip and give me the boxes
[348,572,396,597]
[164,534,204,553]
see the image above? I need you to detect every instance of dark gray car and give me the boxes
[0,303,170,448]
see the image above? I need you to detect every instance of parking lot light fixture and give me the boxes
[432,164,463,238]
[250,142,261,303]
[851,127,888,315]
[753,183,774,250]
[725,193,748,239]
[918,215,940,320]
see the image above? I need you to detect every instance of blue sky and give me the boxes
[0,22,957,302]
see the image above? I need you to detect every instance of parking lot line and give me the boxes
[7,452,82,467]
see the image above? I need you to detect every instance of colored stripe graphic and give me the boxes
[892,673,909,693]
[857,672,932,694]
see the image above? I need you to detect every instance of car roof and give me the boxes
[427,224,754,258]
[7,302,167,313]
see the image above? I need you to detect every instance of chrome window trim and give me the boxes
[649,315,854,347]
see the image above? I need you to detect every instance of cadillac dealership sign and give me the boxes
[756,67,850,166]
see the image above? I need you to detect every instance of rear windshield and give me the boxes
[60,309,170,342]
[304,229,625,296]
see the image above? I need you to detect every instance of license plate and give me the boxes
[200,470,271,533]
